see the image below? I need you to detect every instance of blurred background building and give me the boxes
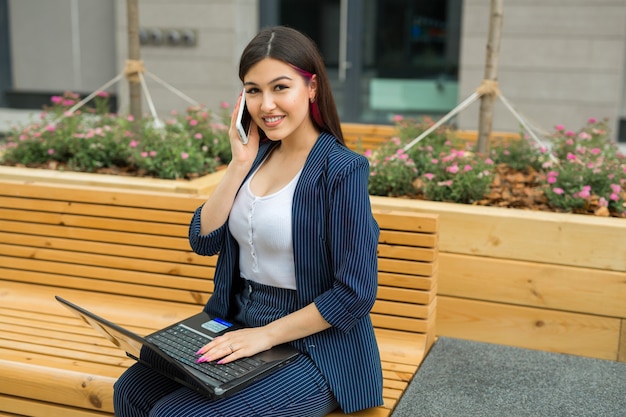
[1,0,625,142]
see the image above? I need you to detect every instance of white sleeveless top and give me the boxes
[228,165,302,290]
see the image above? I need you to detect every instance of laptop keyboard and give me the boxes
[147,324,264,384]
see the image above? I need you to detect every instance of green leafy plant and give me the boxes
[365,115,625,217]
[542,118,626,215]
[1,91,231,179]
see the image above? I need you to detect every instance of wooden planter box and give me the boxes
[1,153,625,363]
[371,196,626,362]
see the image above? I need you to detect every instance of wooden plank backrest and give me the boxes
[342,123,397,151]
[0,180,437,342]
[341,122,521,153]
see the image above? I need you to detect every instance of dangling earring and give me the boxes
[310,97,316,103]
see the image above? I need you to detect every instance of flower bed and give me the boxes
[366,116,626,218]
[0,91,232,180]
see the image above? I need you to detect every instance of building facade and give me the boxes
[2,0,626,141]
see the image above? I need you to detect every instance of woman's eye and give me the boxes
[274,84,289,91]
[245,88,259,94]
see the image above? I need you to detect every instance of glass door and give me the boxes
[259,0,461,124]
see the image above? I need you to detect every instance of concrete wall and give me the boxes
[457,0,626,140]
[8,0,116,93]
[114,0,258,117]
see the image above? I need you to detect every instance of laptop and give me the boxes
[55,296,300,399]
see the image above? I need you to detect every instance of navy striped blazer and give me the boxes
[189,132,383,413]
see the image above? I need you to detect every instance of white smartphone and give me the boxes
[235,88,251,144]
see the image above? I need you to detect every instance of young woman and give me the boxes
[114,26,383,417]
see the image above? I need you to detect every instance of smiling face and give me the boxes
[243,58,318,143]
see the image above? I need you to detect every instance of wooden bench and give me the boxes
[0,179,438,417]
[341,122,522,152]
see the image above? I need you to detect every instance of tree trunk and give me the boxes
[127,0,142,126]
[476,0,503,153]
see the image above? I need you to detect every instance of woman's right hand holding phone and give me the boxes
[228,93,260,170]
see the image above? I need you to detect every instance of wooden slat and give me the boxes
[0,267,211,305]
[0,180,206,211]
[0,244,209,280]
[0,196,192,225]
[438,253,626,318]
[375,211,439,234]
[378,244,436,262]
[0,231,215,266]
[379,229,437,248]
[0,394,111,417]
[0,281,201,329]
[0,207,188,237]
[378,258,434,277]
[0,219,193,251]
[371,195,626,273]
[377,273,435,290]
[377,286,433,304]
[437,296,621,360]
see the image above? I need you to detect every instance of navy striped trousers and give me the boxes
[113,280,339,416]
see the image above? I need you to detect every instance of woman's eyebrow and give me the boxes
[244,75,293,87]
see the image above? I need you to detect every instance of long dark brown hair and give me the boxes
[238,26,344,145]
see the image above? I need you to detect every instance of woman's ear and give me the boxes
[309,74,318,102]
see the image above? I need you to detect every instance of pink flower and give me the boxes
[579,132,591,140]
[587,117,597,124]
[547,176,557,184]
[181,152,189,160]
[555,124,565,131]
[565,139,574,146]
[62,99,75,107]
[392,114,404,122]
[552,187,564,195]
[194,133,203,139]
[127,115,135,122]
[431,158,439,164]
[566,153,577,161]
[565,130,576,137]
[47,148,55,155]
[96,91,109,98]
[485,158,494,165]
[578,187,591,199]
[50,96,63,104]
[610,184,621,194]
[610,193,619,201]
[141,151,148,158]
[129,140,138,148]
[424,173,435,180]
[149,150,157,157]
[364,149,372,158]
[598,197,608,207]
[446,164,459,174]
[438,180,453,187]
[463,164,472,172]
[189,119,198,126]
[220,101,230,109]
[590,148,601,155]
[45,124,56,132]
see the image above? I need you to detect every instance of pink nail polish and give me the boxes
[195,357,207,364]
[195,348,203,355]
